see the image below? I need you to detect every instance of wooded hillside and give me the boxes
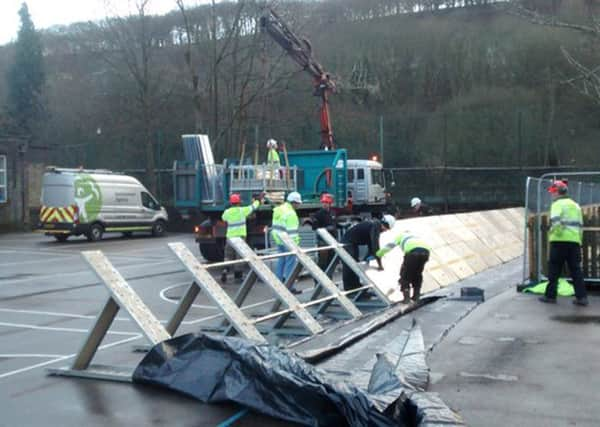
[1,0,598,199]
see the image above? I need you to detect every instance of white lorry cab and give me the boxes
[38,167,168,242]
[345,159,387,206]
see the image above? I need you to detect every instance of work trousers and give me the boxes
[545,242,587,300]
[317,239,334,273]
[399,249,430,294]
[276,244,297,283]
[223,240,242,276]
[342,244,361,291]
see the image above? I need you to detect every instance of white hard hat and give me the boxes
[287,191,302,204]
[267,138,277,149]
[410,197,421,208]
[382,214,396,229]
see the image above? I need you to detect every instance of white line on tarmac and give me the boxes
[0,248,77,257]
[0,353,68,359]
[0,308,131,321]
[0,259,179,285]
[159,283,218,310]
[184,297,277,325]
[0,334,142,380]
[0,321,139,336]
[0,256,78,267]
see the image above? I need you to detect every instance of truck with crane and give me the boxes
[173,9,390,262]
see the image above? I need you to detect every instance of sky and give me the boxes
[0,0,208,45]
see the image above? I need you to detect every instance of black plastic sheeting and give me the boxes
[133,321,463,426]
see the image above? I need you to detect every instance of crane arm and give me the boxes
[260,8,335,150]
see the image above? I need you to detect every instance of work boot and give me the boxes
[402,290,411,304]
[412,288,421,302]
[573,297,589,306]
[538,296,556,304]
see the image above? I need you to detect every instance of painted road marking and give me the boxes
[0,321,139,336]
[0,334,142,380]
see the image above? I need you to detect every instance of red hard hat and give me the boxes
[320,193,334,204]
[229,193,241,204]
[548,180,568,194]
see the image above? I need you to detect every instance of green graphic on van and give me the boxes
[74,174,102,222]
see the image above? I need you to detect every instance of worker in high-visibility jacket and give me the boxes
[539,180,588,306]
[220,193,260,283]
[271,191,302,292]
[376,217,430,303]
[266,138,281,168]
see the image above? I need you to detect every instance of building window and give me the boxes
[0,155,6,203]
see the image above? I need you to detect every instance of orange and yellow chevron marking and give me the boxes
[40,205,77,223]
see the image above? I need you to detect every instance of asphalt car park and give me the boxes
[0,231,293,426]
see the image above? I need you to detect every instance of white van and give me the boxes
[38,167,168,242]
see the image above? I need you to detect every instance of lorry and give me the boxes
[38,167,168,242]
[173,135,389,261]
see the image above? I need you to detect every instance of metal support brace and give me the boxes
[316,229,393,306]
[278,232,362,319]
[47,250,172,382]
[168,242,267,343]
[228,237,324,335]
[165,281,200,336]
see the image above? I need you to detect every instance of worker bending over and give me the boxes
[221,193,260,283]
[377,228,430,303]
[340,216,393,291]
[271,191,302,293]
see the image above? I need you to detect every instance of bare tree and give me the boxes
[95,0,174,192]
[174,1,299,160]
[506,1,600,106]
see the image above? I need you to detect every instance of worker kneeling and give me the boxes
[377,221,431,303]
[271,191,302,293]
[221,193,260,283]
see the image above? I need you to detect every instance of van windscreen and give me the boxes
[42,184,73,206]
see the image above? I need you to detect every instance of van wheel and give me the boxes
[87,223,104,242]
[54,234,69,242]
[152,220,166,237]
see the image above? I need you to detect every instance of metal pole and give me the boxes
[157,130,162,200]
[517,110,523,170]
[379,115,384,165]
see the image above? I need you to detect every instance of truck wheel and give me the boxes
[122,232,133,238]
[54,234,69,242]
[87,223,104,242]
[199,238,225,262]
[152,220,167,237]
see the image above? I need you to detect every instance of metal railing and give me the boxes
[230,164,297,193]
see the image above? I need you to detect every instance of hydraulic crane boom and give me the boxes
[260,8,336,150]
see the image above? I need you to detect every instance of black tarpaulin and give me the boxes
[132,321,463,426]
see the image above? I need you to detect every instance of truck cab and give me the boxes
[345,159,387,208]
